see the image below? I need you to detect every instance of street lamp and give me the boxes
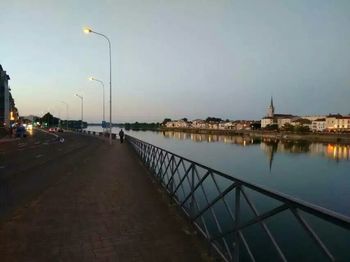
[88,77,105,123]
[61,101,69,130]
[75,94,84,131]
[83,27,112,145]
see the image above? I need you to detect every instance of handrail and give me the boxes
[126,134,350,261]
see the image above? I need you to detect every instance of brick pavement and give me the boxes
[0,136,209,261]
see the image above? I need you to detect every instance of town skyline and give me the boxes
[2,0,350,122]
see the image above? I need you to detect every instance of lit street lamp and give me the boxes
[83,27,113,145]
[75,94,84,131]
[88,77,105,123]
[61,101,69,130]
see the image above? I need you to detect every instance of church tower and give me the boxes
[267,97,275,117]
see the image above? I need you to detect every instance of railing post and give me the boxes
[190,166,196,217]
[234,185,241,261]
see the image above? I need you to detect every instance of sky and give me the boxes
[1,0,350,123]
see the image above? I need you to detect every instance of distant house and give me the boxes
[325,114,342,130]
[276,114,297,129]
[311,118,326,132]
[219,121,235,130]
[261,117,274,128]
[233,120,253,130]
[191,119,207,129]
[335,116,350,131]
[165,119,190,128]
[207,121,220,129]
[325,114,350,131]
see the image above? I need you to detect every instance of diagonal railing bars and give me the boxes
[126,135,350,262]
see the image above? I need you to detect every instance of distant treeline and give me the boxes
[122,122,161,130]
[39,113,87,129]
[88,122,160,130]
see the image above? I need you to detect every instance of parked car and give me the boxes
[48,127,56,133]
[15,125,27,138]
[57,128,64,132]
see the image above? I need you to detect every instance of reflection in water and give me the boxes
[161,131,350,169]
[326,144,350,161]
[162,131,258,146]
[260,140,278,171]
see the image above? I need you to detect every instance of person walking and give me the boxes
[119,129,125,143]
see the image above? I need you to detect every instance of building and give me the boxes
[233,120,253,130]
[191,119,207,129]
[275,115,296,128]
[325,114,350,131]
[0,65,10,127]
[261,97,297,128]
[219,121,235,130]
[165,119,190,128]
[335,116,350,131]
[325,114,341,130]
[311,118,326,132]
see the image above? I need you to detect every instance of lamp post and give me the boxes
[84,27,112,145]
[61,101,69,130]
[88,77,105,123]
[75,94,84,131]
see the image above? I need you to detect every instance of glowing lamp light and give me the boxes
[83,27,92,34]
[88,77,94,81]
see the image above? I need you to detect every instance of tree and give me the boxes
[250,122,261,130]
[282,123,294,132]
[162,118,172,125]
[205,117,222,123]
[40,112,60,127]
[294,125,310,133]
[264,124,278,131]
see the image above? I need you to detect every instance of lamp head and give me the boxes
[88,77,94,81]
[83,27,92,34]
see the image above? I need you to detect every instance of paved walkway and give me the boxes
[0,136,208,261]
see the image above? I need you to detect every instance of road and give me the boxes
[0,129,100,219]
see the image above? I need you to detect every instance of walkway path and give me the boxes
[0,133,207,261]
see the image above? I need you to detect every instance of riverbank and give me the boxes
[160,127,350,144]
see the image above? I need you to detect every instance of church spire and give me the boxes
[267,96,275,117]
[270,96,274,108]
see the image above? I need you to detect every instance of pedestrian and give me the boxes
[119,129,125,143]
[9,126,13,138]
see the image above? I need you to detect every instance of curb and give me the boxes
[0,137,20,144]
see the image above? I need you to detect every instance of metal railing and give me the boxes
[126,135,350,262]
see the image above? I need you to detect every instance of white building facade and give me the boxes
[311,118,326,132]
[165,119,190,128]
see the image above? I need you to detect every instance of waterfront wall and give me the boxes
[160,127,350,144]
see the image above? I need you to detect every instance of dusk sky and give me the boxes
[1,0,350,123]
